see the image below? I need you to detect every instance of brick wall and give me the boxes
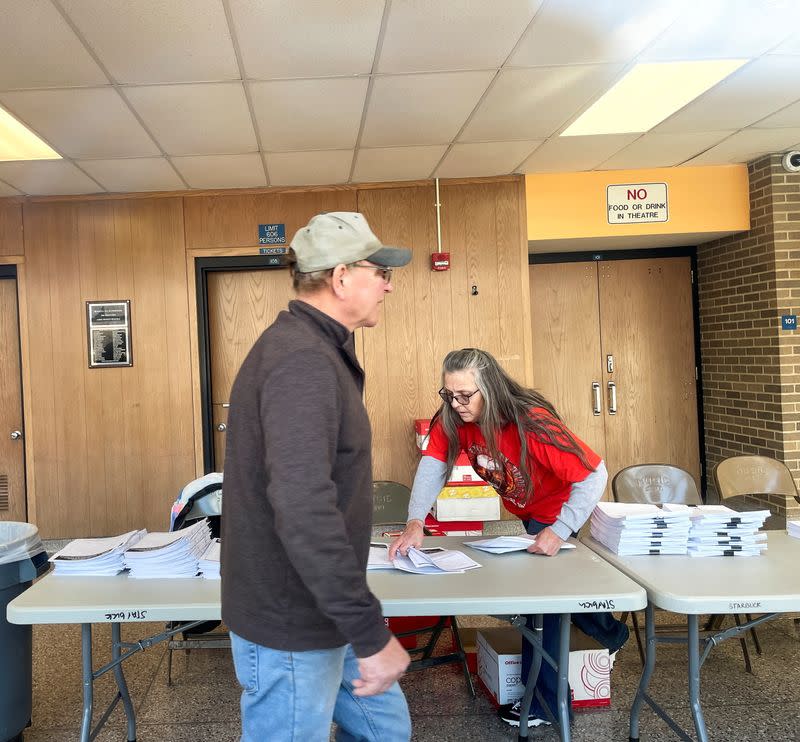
[698,154,800,518]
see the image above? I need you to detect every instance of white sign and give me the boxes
[607,182,668,224]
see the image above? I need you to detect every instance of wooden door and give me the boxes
[529,262,607,460]
[0,278,26,521]
[206,268,294,469]
[598,257,700,485]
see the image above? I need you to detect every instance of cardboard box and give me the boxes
[447,451,488,485]
[433,487,500,522]
[414,419,431,452]
[476,627,611,709]
[457,626,479,674]
[424,514,483,537]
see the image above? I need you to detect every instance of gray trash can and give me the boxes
[0,523,48,742]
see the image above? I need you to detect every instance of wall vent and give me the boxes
[0,474,8,511]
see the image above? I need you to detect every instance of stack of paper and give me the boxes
[665,504,769,557]
[49,530,147,576]
[368,543,481,574]
[198,539,221,579]
[590,502,691,555]
[466,535,576,554]
[124,519,212,578]
[788,520,800,539]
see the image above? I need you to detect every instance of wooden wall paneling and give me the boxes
[0,201,23,256]
[183,189,357,249]
[516,179,534,386]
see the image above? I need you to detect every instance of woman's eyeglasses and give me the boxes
[349,263,393,283]
[438,387,480,406]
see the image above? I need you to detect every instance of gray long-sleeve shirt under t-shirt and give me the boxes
[408,456,608,540]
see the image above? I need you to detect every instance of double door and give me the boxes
[530,256,700,494]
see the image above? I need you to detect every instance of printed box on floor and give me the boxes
[476,627,611,709]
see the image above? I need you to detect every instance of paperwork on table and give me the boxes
[124,519,212,578]
[664,504,769,556]
[198,538,221,579]
[49,529,146,576]
[788,520,800,539]
[368,543,481,574]
[465,535,576,554]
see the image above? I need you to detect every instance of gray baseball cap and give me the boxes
[290,212,412,273]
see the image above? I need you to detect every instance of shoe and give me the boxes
[497,700,551,728]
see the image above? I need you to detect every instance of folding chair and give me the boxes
[612,464,759,673]
[373,480,475,696]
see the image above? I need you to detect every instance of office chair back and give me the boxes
[372,481,412,526]
[612,464,701,505]
[714,455,799,502]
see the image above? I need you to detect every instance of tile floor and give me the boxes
[18,608,800,741]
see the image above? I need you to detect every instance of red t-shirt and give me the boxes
[425,407,600,524]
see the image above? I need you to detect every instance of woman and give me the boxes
[388,348,628,728]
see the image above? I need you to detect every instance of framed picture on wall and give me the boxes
[86,300,133,368]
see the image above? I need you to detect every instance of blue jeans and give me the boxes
[230,631,411,742]
[519,519,629,720]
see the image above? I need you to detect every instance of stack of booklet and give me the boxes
[49,529,146,576]
[664,504,769,557]
[198,539,221,579]
[788,521,800,539]
[123,519,212,578]
[368,543,481,574]
[590,502,691,555]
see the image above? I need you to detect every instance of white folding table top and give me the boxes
[582,531,800,614]
[8,536,646,625]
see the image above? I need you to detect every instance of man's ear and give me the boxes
[330,263,349,298]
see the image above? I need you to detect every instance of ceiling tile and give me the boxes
[654,56,800,134]
[434,140,541,178]
[378,0,541,73]
[0,181,23,197]
[172,153,266,189]
[600,131,735,169]
[461,65,624,142]
[361,71,494,147]
[641,0,800,60]
[230,0,383,78]
[0,160,102,195]
[753,98,800,128]
[0,0,108,89]
[519,134,638,173]
[124,83,257,155]
[250,78,368,151]
[0,88,159,159]
[682,127,800,165]
[59,0,239,83]
[78,157,185,193]
[352,145,447,182]
[267,150,353,186]
[509,0,681,67]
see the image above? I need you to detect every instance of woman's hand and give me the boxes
[388,520,425,559]
[526,526,565,556]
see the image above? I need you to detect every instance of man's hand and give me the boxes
[351,636,411,697]
[388,520,425,559]
[526,526,564,556]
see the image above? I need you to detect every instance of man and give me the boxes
[221,212,413,742]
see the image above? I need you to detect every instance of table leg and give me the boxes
[687,615,708,742]
[518,614,543,742]
[111,623,137,741]
[629,602,656,742]
[80,624,93,742]
[556,613,571,742]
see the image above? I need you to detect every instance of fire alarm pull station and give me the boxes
[431,252,450,271]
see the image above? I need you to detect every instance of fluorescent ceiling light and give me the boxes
[0,106,61,161]
[561,59,747,137]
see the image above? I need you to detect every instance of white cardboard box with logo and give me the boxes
[476,627,611,709]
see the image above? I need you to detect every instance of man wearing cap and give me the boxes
[221,212,413,741]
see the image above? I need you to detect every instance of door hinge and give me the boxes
[690,269,695,284]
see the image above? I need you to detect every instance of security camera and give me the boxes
[782,150,800,173]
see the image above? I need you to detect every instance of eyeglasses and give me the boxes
[438,387,481,406]
[349,263,393,283]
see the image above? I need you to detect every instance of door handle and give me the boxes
[592,382,601,416]
[607,382,617,415]
[216,423,227,432]
[10,430,23,441]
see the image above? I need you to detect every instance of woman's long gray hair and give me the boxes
[432,348,594,496]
